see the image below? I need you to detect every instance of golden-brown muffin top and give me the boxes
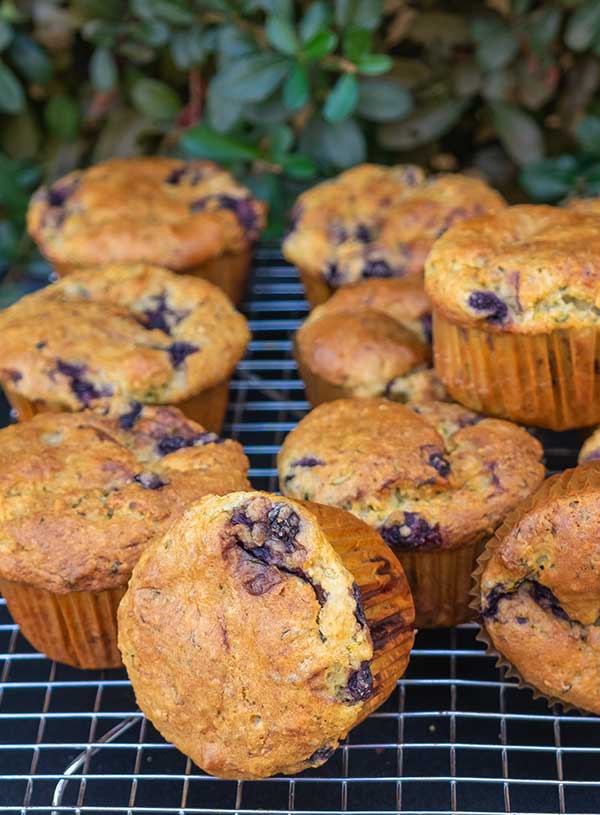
[0,264,250,409]
[426,204,600,333]
[478,465,600,714]
[279,399,544,551]
[118,491,374,778]
[283,164,505,287]
[295,278,442,401]
[0,408,250,593]
[27,157,268,270]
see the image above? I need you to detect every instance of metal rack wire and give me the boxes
[0,246,598,815]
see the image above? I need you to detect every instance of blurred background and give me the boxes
[2,0,600,284]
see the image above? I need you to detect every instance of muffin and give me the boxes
[426,204,600,430]
[283,164,506,306]
[118,491,415,778]
[294,277,445,405]
[579,428,600,463]
[475,464,600,714]
[279,399,544,628]
[0,263,249,432]
[0,407,250,668]
[27,157,268,304]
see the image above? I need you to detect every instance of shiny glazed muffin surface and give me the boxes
[279,399,544,552]
[0,407,249,593]
[0,263,250,409]
[27,157,267,269]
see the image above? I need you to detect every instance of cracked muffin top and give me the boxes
[477,465,600,714]
[0,263,250,410]
[295,278,443,401]
[27,157,267,270]
[0,407,250,594]
[425,204,600,333]
[283,164,505,288]
[118,491,382,778]
[279,399,544,552]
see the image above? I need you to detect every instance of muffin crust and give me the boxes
[426,205,600,332]
[283,164,505,287]
[0,263,250,409]
[279,399,544,551]
[119,492,380,778]
[0,407,249,593]
[478,465,600,714]
[27,157,267,270]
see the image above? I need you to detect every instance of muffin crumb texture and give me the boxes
[118,492,378,779]
[279,399,544,551]
[27,158,267,270]
[283,164,505,287]
[0,407,249,593]
[478,465,600,714]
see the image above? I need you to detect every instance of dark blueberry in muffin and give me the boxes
[46,179,78,208]
[292,457,324,469]
[157,431,221,456]
[362,259,394,279]
[165,166,187,185]
[324,262,341,286]
[2,368,22,383]
[35,341,47,350]
[267,503,300,547]
[467,290,508,325]
[191,194,258,238]
[142,292,189,335]
[55,360,112,405]
[306,745,336,764]
[355,223,372,243]
[352,582,368,628]
[344,662,374,703]
[119,401,142,430]
[428,450,451,477]
[168,341,199,368]
[529,581,569,622]
[329,223,349,244]
[231,508,253,528]
[481,583,511,619]
[381,512,443,550]
[421,314,433,344]
[134,472,167,490]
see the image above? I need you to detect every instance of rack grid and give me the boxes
[0,246,598,815]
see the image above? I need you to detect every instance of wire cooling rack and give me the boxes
[0,245,599,815]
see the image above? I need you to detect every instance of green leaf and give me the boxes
[149,0,194,25]
[0,20,13,53]
[0,219,19,263]
[565,0,600,51]
[300,29,337,60]
[180,124,261,162]
[206,77,243,132]
[90,46,117,90]
[8,34,51,84]
[244,96,289,124]
[170,27,207,69]
[280,153,318,179]
[299,2,330,43]
[576,115,600,154]
[491,102,544,165]
[343,27,372,62]
[217,54,290,102]
[519,156,579,201]
[378,98,468,149]
[0,61,23,113]
[323,73,359,122]
[299,115,366,168]
[266,15,298,55]
[356,77,412,122]
[134,19,170,47]
[471,17,519,72]
[582,164,600,195]
[131,78,181,120]
[44,95,79,141]
[217,25,256,64]
[356,54,392,75]
[335,0,383,31]
[527,8,562,51]
[0,108,39,158]
[268,124,294,158]
[283,63,309,110]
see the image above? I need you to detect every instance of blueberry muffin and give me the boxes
[476,464,600,714]
[294,277,444,405]
[0,407,250,668]
[27,157,268,304]
[0,263,249,431]
[283,164,506,306]
[118,491,415,778]
[426,204,600,429]
[279,399,544,627]
[579,429,600,463]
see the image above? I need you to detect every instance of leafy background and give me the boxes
[3,0,600,279]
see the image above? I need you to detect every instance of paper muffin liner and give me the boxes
[302,500,416,720]
[470,466,598,715]
[433,310,600,430]
[298,268,334,308]
[0,578,125,669]
[397,539,486,629]
[3,379,230,434]
[53,250,252,306]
